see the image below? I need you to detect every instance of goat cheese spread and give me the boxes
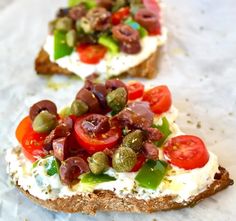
[6,106,219,203]
[43,28,167,79]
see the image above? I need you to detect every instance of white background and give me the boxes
[0,0,235,220]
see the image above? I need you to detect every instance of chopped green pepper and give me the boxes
[44,156,60,176]
[59,106,72,118]
[54,30,73,60]
[135,160,168,190]
[98,35,119,54]
[153,117,172,147]
[80,172,116,185]
[68,0,96,9]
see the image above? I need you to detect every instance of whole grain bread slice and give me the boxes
[16,166,233,215]
[35,47,162,79]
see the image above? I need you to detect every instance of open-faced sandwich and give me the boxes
[6,79,233,214]
[35,0,167,79]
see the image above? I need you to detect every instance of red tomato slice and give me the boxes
[142,0,161,15]
[143,85,172,114]
[112,7,130,25]
[15,116,32,144]
[131,154,146,172]
[163,135,209,170]
[127,82,145,100]
[77,44,107,64]
[21,131,47,162]
[74,114,121,154]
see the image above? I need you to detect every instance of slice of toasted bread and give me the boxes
[35,47,162,79]
[16,166,233,215]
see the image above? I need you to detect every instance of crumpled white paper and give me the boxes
[0,0,236,220]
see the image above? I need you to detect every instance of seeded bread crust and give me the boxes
[16,166,233,215]
[35,48,162,79]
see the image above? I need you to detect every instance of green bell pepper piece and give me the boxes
[98,35,119,54]
[135,160,168,190]
[68,0,96,9]
[59,106,72,118]
[153,117,172,147]
[54,30,73,60]
[80,172,116,185]
[125,19,148,38]
[44,156,60,176]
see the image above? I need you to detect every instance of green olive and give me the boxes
[55,17,73,31]
[122,130,144,152]
[70,99,89,117]
[106,87,127,113]
[32,111,57,133]
[112,147,137,172]
[88,152,109,175]
[66,30,77,47]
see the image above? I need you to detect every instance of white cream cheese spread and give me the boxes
[6,106,219,202]
[43,28,167,79]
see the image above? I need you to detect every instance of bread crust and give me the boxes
[35,48,162,79]
[16,166,233,215]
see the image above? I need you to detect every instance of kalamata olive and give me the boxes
[87,7,111,31]
[76,88,102,113]
[145,127,163,141]
[85,73,100,83]
[29,100,57,121]
[55,17,73,31]
[32,111,57,133]
[60,157,89,185]
[90,83,108,109]
[56,8,70,18]
[70,99,89,117]
[88,152,109,175]
[112,24,139,43]
[112,147,137,172]
[96,0,113,10]
[122,130,144,152]
[134,8,160,33]
[68,4,87,20]
[43,123,71,151]
[120,41,141,54]
[81,114,110,134]
[53,137,69,161]
[58,117,74,130]
[105,79,128,94]
[106,87,127,113]
[143,142,159,160]
[66,30,77,47]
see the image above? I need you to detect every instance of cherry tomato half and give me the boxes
[112,7,130,25]
[74,114,121,154]
[131,154,146,172]
[143,85,172,114]
[15,116,32,144]
[77,44,107,64]
[163,135,209,170]
[127,82,145,100]
[21,131,47,162]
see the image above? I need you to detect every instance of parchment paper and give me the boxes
[0,0,236,220]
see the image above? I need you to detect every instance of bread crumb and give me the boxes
[187,120,193,124]
[152,219,157,221]
[196,122,201,129]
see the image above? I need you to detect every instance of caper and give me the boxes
[122,130,144,152]
[32,111,57,133]
[55,17,73,31]
[70,99,89,117]
[77,17,93,33]
[88,152,109,175]
[112,147,137,172]
[106,87,127,113]
[66,30,77,47]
